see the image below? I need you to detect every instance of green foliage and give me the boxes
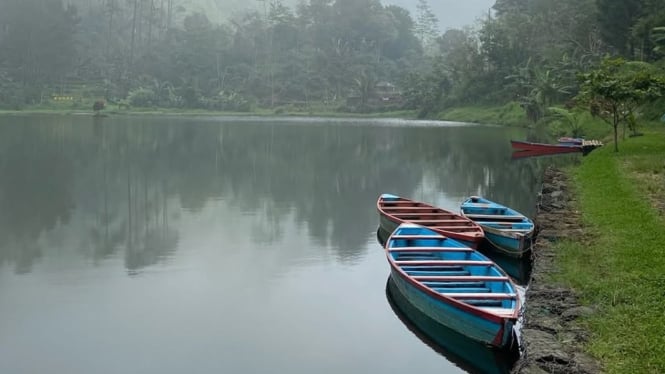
[637,96,665,120]
[2,0,664,117]
[128,88,157,107]
[400,64,448,118]
[201,91,253,112]
[437,102,529,127]
[0,72,24,110]
[596,0,643,57]
[547,107,584,137]
[414,0,439,55]
[577,57,665,151]
[0,0,425,112]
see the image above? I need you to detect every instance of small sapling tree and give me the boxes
[577,58,665,152]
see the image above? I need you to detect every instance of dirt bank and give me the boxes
[512,167,602,374]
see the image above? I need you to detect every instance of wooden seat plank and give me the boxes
[464,214,524,220]
[391,235,445,240]
[391,214,457,218]
[396,260,493,266]
[382,206,442,210]
[413,275,509,282]
[443,293,517,299]
[388,246,472,252]
[406,220,468,224]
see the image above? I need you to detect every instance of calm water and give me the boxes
[0,115,558,374]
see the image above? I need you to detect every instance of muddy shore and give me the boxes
[512,167,602,374]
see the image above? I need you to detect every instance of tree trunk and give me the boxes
[613,106,619,152]
[129,0,138,74]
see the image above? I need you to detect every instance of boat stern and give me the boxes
[379,193,402,203]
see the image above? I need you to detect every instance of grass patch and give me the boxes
[437,102,530,127]
[553,124,665,373]
[619,125,665,214]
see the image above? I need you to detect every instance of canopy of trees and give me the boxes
[0,0,664,114]
[0,0,427,111]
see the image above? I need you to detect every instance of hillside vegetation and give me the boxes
[1,0,664,128]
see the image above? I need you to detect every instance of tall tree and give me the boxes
[414,0,439,55]
[0,0,79,89]
[596,0,643,57]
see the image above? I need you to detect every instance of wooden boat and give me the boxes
[512,139,603,157]
[379,226,533,284]
[384,223,520,348]
[460,196,534,258]
[511,149,577,160]
[377,194,484,248]
[510,140,581,154]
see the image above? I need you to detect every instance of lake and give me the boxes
[0,115,557,374]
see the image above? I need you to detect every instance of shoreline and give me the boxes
[0,108,419,119]
[513,166,601,373]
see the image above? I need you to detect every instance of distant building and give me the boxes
[346,81,403,109]
[372,81,403,105]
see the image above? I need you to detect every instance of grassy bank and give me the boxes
[553,124,665,373]
[437,102,530,127]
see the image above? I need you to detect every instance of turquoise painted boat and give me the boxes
[384,223,520,348]
[460,196,534,258]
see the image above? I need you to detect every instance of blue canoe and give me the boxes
[384,223,520,348]
[460,196,534,258]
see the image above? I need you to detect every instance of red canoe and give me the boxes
[377,194,484,248]
[510,140,582,154]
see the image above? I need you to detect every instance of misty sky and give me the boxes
[182,1,496,32]
[386,0,495,31]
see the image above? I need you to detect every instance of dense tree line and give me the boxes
[0,0,664,114]
[408,0,665,118]
[0,0,426,111]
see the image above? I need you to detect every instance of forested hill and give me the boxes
[0,0,664,116]
[68,0,492,30]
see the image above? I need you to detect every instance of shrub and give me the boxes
[127,87,156,107]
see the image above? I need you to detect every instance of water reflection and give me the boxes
[386,276,519,374]
[1,116,550,275]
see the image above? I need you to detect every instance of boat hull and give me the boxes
[389,267,514,347]
[482,226,532,258]
[511,140,581,154]
[460,196,534,258]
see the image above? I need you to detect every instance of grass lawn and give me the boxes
[437,102,530,127]
[554,124,665,373]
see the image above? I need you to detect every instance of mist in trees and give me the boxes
[0,0,433,112]
[1,0,663,117]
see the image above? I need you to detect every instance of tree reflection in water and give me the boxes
[0,116,557,275]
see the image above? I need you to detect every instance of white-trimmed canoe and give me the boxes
[384,223,519,348]
[377,194,484,249]
[460,196,534,258]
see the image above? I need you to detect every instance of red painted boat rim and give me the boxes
[377,196,484,243]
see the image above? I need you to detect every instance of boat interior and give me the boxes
[388,229,517,311]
